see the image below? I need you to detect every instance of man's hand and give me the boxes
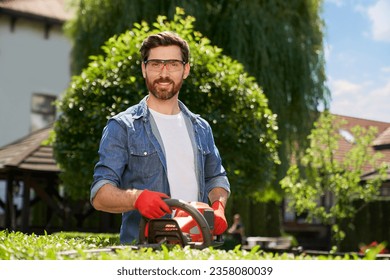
[212,200,228,235]
[134,190,172,219]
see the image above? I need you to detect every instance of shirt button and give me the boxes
[143,151,148,156]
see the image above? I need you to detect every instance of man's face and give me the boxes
[142,45,190,100]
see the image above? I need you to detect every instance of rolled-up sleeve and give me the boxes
[204,125,230,196]
[90,119,129,202]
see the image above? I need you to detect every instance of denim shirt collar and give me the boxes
[136,95,200,123]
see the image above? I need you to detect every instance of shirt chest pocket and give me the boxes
[129,143,161,179]
[196,129,211,157]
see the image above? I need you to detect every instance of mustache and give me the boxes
[154,78,173,84]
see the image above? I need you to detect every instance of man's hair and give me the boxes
[140,31,190,63]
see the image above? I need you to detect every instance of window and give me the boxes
[380,182,390,197]
[31,93,56,131]
[339,129,355,144]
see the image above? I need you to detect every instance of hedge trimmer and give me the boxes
[58,199,223,257]
[138,198,224,249]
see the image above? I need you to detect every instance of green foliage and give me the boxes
[0,230,114,260]
[53,9,280,199]
[200,0,329,184]
[0,230,379,260]
[280,111,388,247]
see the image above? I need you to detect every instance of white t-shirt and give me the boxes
[149,108,198,202]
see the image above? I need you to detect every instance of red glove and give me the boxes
[134,190,171,219]
[212,201,227,235]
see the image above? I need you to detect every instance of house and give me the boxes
[0,0,72,147]
[283,114,390,250]
[0,0,72,223]
[334,114,390,178]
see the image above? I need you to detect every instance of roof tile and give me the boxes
[0,126,60,174]
[0,0,73,22]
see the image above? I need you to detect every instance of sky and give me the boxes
[323,0,390,123]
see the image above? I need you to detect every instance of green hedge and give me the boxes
[0,230,382,260]
[341,199,390,252]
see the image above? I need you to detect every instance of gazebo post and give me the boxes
[5,174,15,230]
[21,174,31,232]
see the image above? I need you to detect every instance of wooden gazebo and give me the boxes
[0,125,68,232]
[0,125,120,233]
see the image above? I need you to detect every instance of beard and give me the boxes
[145,76,183,100]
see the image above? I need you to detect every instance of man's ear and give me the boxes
[141,63,146,78]
[183,63,190,79]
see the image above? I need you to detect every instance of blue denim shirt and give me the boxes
[91,96,230,244]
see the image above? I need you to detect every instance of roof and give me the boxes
[333,114,390,178]
[373,127,390,148]
[0,0,73,24]
[0,125,60,177]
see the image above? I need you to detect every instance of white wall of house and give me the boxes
[0,15,72,147]
[0,14,72,215]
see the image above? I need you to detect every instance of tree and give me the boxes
[280,111,388,248]
[53,9,280,200]
[65,0,330,195]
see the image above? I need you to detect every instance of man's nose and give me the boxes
[159,64,170,76]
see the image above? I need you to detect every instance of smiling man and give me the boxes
[90,31,230,244]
